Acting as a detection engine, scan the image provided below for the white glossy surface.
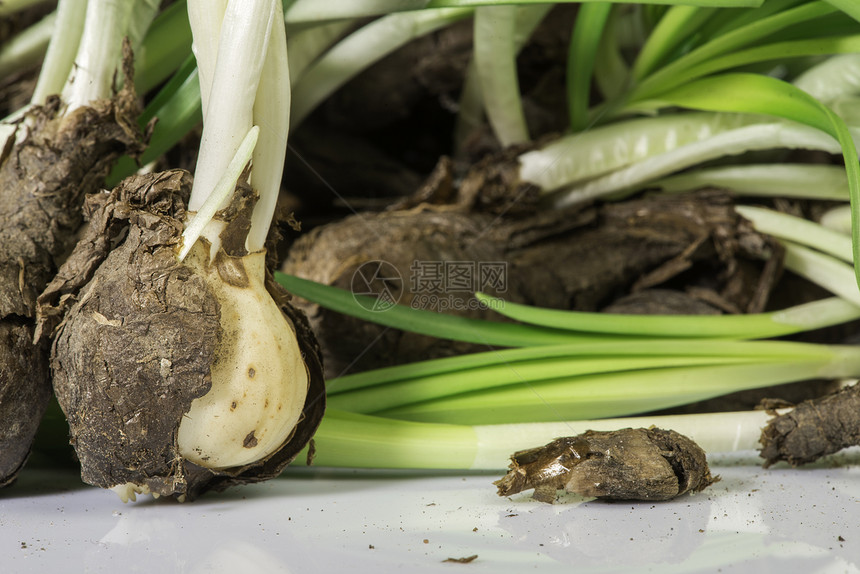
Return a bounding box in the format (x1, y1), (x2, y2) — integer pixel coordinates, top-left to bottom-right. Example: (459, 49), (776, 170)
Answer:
(2, 450), (859, 573)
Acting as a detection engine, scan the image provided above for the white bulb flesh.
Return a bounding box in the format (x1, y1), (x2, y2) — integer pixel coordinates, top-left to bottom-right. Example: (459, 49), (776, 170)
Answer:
(176, 243), (309, 469)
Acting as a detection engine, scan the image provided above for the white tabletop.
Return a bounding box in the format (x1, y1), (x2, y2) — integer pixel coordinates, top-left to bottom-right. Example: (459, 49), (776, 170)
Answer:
(2, 449), (858, 573)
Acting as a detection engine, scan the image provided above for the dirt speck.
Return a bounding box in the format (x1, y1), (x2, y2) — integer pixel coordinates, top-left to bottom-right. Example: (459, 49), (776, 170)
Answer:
(443, 555), (478, 564)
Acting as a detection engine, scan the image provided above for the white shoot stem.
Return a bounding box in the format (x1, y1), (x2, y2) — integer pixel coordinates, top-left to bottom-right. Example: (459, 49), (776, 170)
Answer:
(794, 54), (860, 103)
(176, 1), (307, 475)
(454, 4), (549, 154)
(286, 0), (764, 25)
(62, 0), (134, 114)
(124, 0), (162, 53)
(736, 206), (854, 263)
(820, 205), (853, 235)
(246, 9), (290, 253)
(187, 0), (276, 213)
(453, 59), (482, 156)
(286, 0), (435, 23)
(473, 6), (529, 147)
(0, 11), (54, 81)
(287, 20), (353, 86)
(782, 242), (860, 307)
(770, 297), (860, 331)
(187, 0), (229, 119)
(654, 164), (850, 201)
(179, 126), (259, 262)
(550, 122), (846, 208)
(290, 8), (472, 127)
(512, 5), (553, 51)
(305, 409), (788, 470)
(519, 112), (761, 193)
(469, 410), (777, 469)
(830, 97), (860, 128)
(31, 0), (87, 105)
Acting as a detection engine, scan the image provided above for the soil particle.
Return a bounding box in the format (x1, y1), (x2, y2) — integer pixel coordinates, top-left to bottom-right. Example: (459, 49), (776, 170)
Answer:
(760, 383), (860, 467)
(0, 46), (144, 487)
(443, 555), (478, 564)
(495, 428), (718, 502)
(243, 431), (259, 449)
(40, 170), (325, 500)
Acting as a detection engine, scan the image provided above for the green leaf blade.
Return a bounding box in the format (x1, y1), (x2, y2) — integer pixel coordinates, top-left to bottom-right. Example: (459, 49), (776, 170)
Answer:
(276, 273), (622, 347)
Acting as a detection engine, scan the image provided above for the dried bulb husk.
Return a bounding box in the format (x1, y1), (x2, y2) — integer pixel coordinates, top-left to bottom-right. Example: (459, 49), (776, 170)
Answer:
(495, 428), (717, 502)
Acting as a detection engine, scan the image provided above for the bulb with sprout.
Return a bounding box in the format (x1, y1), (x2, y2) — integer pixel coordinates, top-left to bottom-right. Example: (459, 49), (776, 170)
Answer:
(41, 0), (325, 502)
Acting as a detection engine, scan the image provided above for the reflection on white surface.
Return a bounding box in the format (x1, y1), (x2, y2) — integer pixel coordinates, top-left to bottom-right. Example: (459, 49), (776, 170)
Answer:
(97, 510), (292, 573)
(2, 451), (860, 573)
(100, 513), (178, 546)
(191, 542), (291, 574)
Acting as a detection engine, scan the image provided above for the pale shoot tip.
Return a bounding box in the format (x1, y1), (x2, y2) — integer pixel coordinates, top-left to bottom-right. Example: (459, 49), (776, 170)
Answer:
(179, 125), (260, 262)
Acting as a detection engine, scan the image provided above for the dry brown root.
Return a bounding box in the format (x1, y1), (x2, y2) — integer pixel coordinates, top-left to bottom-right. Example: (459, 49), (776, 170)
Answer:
(495, 428), (718, 503)
(283, 208), (509, 377)
(283, 186), (774, 377)
(760, 383), (860, 468)
(0, 59), (143, 487)
(38, 170), (325, 501)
